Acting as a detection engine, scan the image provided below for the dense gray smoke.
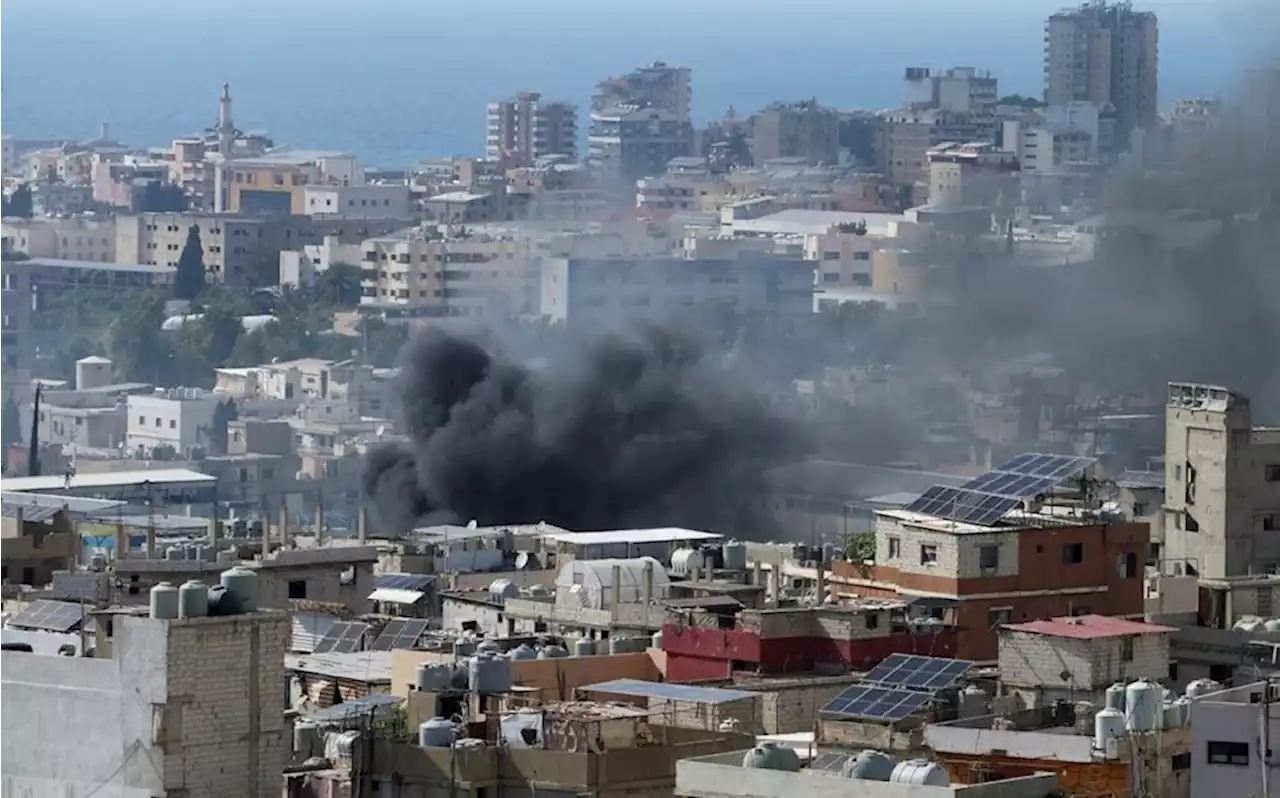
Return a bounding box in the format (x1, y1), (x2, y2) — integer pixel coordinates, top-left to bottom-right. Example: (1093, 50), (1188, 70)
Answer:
(363, 326), (806, 537)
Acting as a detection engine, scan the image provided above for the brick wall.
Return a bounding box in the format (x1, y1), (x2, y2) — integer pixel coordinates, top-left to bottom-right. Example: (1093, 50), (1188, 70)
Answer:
(163, 612), (290, 797)
(1000, 630), (1172, 703)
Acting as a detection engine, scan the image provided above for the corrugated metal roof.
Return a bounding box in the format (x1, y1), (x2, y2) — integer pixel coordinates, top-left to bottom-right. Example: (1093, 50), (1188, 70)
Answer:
(291, 612), (340, 654)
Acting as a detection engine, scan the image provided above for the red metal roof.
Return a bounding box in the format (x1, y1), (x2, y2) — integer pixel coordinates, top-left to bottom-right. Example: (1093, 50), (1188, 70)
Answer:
(1002, 614), (1176, 640)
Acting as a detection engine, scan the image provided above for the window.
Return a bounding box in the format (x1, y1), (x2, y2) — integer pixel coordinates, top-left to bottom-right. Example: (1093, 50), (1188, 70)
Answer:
(1120, 636), (1134, 661)
(979, 545), (999, 571)
(1063, 542), (1084, 564)
(1207, 741), (1249, 766)
(287, 580), (307, 599)
(1172, 752), (1191, 771)
(1169, 662), (1179, 681)
(22, 566), (35, 585)
(1266, 515), (1280, 532)
(1118, 551), (1139, 578)
(169, 419), (176, 429)
(920, 544), (938, 566)
(888, 536), (901, 559)
(1266, 464), (1280, 482)
(154, 418), (162, 428)
(262, 467), (274, 480)
(988, 608), (1012, 629)
(822, 251), (841, 260)
(138, 415), (145, 425)
(865, 612), (880, 630)
(1132, 501), (1148, 517)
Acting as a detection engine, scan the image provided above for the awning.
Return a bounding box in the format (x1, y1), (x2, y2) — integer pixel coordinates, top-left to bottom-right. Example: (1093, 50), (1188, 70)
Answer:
(368, 587), (425, 605)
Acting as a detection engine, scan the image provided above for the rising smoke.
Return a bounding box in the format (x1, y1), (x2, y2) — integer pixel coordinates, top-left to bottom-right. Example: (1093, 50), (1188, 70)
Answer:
(362, 325), (806, 537)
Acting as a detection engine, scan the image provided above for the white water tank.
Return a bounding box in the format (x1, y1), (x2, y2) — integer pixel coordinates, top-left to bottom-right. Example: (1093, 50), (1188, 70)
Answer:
(958, 685), (987, 719)
(842, 750), (897, 781)
(1265, 618), (1280, 633)
(150, 582), (179, 619)
(1125, 680), (1159, 732)
(469, 652), (512, 694)
(1094, 707), (1126, 753)
(1171, 697), (1191, 727)
(741, 743), (801, 771)
(651, 630), (664, 650)
(476, 639), (501, 655)
(489, 579), (520, 603)
(608, 635), (630, 655)
(537, 645), (568, 659)
(509, 643), (538, 660)
(722, 540), (748, 571)
(293, 722), (321, 758)
(178, 580), (208, 618)
(573, 638), (596, 657)
(219, 566), (259, 613)
(1186, 679), (1224, 700)
(1074, 701), (1097, 735)
(419, 718), (455, 747)
(670, 547), (704, 576)
(1235, 616), (1265, 633)
(453, 638), (475, 658)
(890, 760), (949, 787)
(416, 663), (448, 692)
(1105, 683), (1127, 712)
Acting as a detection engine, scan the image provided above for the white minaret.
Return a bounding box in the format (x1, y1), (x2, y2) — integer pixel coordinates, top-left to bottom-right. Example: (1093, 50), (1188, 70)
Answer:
(217, 82), (234, 157)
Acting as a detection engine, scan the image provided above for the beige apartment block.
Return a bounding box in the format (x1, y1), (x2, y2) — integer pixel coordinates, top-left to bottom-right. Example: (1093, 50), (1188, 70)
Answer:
(3, 217), (118, 262)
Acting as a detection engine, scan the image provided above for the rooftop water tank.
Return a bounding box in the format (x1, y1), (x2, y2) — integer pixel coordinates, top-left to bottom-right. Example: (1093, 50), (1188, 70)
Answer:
(453, 638), (475, 658)
(514, 551), (541, 570)
(150, 582), (179, 620)
(741, 743), (801, 771)
(1095, 707), (1126, 754)
(219, 566), (259, 613)
(476, 639), (501, 655)
(890, 760), (949, 787)
(416, 663), (444, 692)
(419, 718), (455, 748)
(1265, 618), (1280, 633)
(537, 644), (568, 660)
(293, 722), (321, 759)
(509, 643), (538, 661)
(670, 548), (704, 576)
(165, 546), (183, 561)
(89, 553), (107, 572)
(489, 579), (520, 603)
(1172, 697), (1191, 727)
(573, 638), (596, 657)
(1074, 701), (1097, 735)
(1160, 701), (1182, 730)
(958, 685), (987, 719)
(651, 630), (664, 650)
(178, 580), (209, 618)
(450, 660), (470, 689)
(1235, 616), (1265, 633)
(527, 584), (550, 597)
(1105, 683), (1127, 712)
(842, 750), (897, 781)
(722, 540), (748, 571)
(1186, 679), (1224, 700)
(608, 635), (630, 655)
(469, 652), (512, 695)
(216, 549), (237, 565)
(1125, 680), (1159, 733)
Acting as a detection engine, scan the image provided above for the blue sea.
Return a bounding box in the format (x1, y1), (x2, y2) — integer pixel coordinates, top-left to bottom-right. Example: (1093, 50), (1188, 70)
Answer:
(2, 0), (1274, 169)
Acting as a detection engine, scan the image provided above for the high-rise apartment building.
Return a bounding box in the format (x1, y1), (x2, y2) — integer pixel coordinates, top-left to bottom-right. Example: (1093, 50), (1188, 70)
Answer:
(752, 100), (841, 165)
(1044, 1), (1159, 144)
(589, 62), (694, 184)
(485, 92), (578, 166)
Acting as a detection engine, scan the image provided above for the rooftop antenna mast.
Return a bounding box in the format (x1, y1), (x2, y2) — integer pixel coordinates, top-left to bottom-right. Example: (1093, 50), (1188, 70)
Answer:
(27, 382), (41, 477)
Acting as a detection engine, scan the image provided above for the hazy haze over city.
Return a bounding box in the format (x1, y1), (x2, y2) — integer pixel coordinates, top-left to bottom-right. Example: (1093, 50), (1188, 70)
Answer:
(4, 0), (1277, 166)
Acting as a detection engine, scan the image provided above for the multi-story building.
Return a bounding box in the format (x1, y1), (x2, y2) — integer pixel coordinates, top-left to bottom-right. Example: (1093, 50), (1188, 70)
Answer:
(903, 66), (999, 143)
(224, 149), (361, 214)
(539, 254), (814, 326)
(359, 225), (535, 318)
(1, 503), (78, 588)
(1, 606), (289, 797)
(589, 106), (693, 184)
(1189, 680), (1280, 798)
(126, 389), (223, 459)
(1002, 122), (1094, 174)
(486, 91), (578, 165)
(2, 217), (117, 262)
(593, 61), (692, 121)
(303, 183), (412, 218)
(926, 142), (1020, 207)
(31, 182), (95, 216)
(1170, 98), (1222, 159)
(881, 108), (986, 188)
(752, 101), (841, 165)
(1045, 0), (1159, 144)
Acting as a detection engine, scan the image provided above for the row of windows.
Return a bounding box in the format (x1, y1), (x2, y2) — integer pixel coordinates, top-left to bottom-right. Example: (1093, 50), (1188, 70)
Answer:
(138, 415), (177, 429)
(886, 536), (1140, 576)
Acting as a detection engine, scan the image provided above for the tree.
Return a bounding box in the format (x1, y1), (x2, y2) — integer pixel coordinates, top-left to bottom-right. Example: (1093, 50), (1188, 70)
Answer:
(174, 225), (207, 301)
(2, 184), (33, 218)
(208, 398), (239, 455)
(315, 263), (362, 309)
(138, 181), (187, 213)
(1, 392), (20, 452)
(999, 94), (1046, 109)
(105, 291), (171, 383)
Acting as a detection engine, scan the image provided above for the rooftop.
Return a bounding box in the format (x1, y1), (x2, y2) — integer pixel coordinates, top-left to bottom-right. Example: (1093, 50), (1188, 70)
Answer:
(732, 209), (907, 237)
(546, 527), (723, 546)
(228, 148), (353, 168)
(580, 678), (757, 705)
(1, 468), (216, 493)
(285, 650), (393, 682)
(3, 257), (174, 276)
(1003, 614), (1177, 640)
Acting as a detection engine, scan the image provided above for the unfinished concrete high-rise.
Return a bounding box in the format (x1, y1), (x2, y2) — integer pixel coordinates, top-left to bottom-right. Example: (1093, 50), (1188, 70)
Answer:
(1044, 1), (1159, 146)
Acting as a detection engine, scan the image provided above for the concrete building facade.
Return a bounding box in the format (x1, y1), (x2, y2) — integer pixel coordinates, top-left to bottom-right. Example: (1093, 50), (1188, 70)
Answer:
(1190, 681), (1280, 798)
(1, 609), (289, 798)
(303, 184), (412, 219)
(126, 390), (222, 459)
(2, 217), (118, 263)
(1045, 0), (1159, 144)
(486, 91), (579, 165)
(752, 101), (841, 166)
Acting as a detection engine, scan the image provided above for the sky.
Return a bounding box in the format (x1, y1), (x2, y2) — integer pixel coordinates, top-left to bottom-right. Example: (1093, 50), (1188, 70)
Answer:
(2, 0), (1276, 166)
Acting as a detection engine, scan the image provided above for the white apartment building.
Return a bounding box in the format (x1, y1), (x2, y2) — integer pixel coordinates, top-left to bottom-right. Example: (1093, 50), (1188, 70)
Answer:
(304, 184), (412, 219)
(2, 217), (118, 262)
(807, 228), (881, 289)
(539, 255), (814, 326)
(926, 141), (1021, 207)
(116, 212), (265, 279)
(278, 236), (363, 287)
(903, 66), (998, 117)
(1045, 0), (1158, 144)
(126, 389), (222, 458)
(881, 108), (987, 187)
(1190, 681), (1280, 798)
(486, 92), (578, 164)
(360, 225), (534, 318)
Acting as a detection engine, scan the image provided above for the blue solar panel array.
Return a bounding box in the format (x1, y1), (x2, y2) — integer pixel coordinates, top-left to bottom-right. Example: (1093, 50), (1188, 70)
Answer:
(903, 486), (1018, 526)
(375, 573), (433, 592)
(861, 654), (974, 691)
(821, 684), (931, 722)
(820, 655), (974, 723)
(957, 453), (1097, 500)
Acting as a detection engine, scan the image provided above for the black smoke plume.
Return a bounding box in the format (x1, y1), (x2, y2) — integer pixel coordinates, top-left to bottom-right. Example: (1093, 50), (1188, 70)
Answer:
(362, 325), (805, 537)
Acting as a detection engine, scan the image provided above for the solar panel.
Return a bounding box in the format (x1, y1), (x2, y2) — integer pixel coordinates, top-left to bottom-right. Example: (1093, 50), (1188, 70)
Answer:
(304, 693), (404, 725)
(1, 503), (63, 522)
(958, 471), (1063, 498)
(861, 654), (974, 691)
(6, 599), (89, 633)
(50, 571), (111, 602)
(375, 573), (433, 592)
(992, 453), (1097, 480)
(820, 683), (932, 722)
(312, 621), (371, 654)
(902, 485), (1019, 526)
(368, 618), (429, 652)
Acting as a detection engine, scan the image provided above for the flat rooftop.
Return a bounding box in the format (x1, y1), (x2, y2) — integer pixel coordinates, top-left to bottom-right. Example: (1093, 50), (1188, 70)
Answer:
(228, 148), (353, 167)
(2, 468), (216, 493)
(546, 527), (723, 546)
(1004, 614), (1177, 640)
(3, 257), (174, 275)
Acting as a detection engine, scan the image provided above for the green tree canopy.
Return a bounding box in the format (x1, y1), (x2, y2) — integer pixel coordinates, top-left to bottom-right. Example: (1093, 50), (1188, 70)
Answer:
(105, 290), (171, 383)
(174, 225), (207, 301)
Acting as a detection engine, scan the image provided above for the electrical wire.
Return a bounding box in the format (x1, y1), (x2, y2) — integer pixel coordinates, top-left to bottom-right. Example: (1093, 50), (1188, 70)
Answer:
(80, 739), (145, 798)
